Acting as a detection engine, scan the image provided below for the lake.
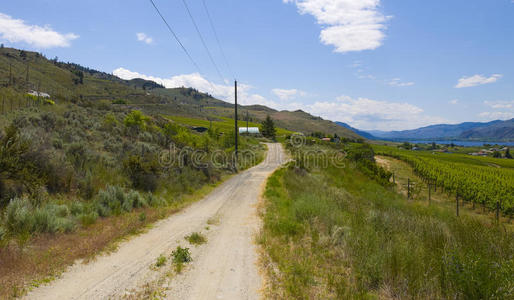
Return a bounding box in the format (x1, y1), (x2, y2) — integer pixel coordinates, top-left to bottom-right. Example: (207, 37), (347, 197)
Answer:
(407, 140), (514, 147)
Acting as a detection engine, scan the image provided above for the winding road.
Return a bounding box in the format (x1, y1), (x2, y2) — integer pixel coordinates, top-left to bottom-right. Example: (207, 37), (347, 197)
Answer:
(25, 143), (286, 300)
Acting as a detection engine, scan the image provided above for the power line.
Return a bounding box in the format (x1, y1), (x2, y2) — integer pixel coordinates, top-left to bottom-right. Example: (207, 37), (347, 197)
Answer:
(148, 0), (219, 95)
(181, 0), (225, 83)
(148, 0), (202, 74)
(202, 0), (234, 79)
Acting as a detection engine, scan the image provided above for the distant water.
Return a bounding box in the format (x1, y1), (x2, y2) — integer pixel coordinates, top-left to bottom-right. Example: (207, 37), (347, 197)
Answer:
(406, 140), (514, 147)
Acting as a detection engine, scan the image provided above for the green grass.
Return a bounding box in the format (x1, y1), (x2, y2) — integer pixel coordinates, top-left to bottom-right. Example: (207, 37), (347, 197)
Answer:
(185, 232), (206, 245)
(373, 144), (514, 168)
(171, 246), (192, 273)
(166, 115), (293, 136)
(259, 150), (514, 299)
(155, 254), (167, 268)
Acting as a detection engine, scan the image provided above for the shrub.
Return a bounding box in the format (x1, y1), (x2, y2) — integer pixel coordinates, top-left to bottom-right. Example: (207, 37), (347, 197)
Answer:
(185, 232), (206, 245)
(123, 155), (159, 192)
(95, 186), (150, 216)
(0, 125), (44, 206)
(171, 246), (192, 273)
(4, 197), (34, 236)
(0, 225), (7, 248)
(144, 193), (166, 207)
(124, 110), (148, 131)
(155, 254), (167, 267)
(126, 190), (147, 208)
(79, 211), (98, 227)
(96, 185), (126, 216)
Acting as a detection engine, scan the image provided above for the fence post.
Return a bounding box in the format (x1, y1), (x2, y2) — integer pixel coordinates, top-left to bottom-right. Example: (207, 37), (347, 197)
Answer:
(496, 201), (500, 223)
(407, 178), (411, 200)
(456, 192), (459, 217)
(428, 183), (431, 204)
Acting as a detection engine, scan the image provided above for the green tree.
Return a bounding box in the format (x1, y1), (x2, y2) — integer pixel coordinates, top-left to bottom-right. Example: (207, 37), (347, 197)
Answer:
(124, 110), (148, 130)
(493, 151), (501, 158)
(260, 115), (276, 140)
(506, 148), (512, 159)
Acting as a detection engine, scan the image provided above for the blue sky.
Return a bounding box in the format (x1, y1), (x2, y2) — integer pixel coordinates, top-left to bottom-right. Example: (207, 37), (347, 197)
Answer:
(1, 0), (513, 130)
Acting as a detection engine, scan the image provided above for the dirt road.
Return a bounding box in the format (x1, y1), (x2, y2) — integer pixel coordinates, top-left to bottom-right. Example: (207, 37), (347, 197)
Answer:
(25, 143), (286, 300)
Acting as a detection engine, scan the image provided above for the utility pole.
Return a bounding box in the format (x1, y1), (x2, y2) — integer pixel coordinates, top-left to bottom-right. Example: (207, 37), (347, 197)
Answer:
(9, 63), (12, 86)
(234, 80), (238, 156)
(25, 63), (29, 91)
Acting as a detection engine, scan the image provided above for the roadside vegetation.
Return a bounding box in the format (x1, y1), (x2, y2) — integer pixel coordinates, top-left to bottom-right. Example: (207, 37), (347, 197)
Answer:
(259, 142), (514, 299)
(185, 232), (206, 245)
(0, 97), (263, 297)
(373, 144), (514, 215)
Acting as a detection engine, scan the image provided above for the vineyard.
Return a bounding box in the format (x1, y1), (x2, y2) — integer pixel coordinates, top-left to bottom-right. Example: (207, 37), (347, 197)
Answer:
(373, 145), (514, 215)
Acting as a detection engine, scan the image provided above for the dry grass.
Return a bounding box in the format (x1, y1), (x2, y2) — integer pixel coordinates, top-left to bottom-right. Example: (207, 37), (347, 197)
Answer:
(0, 175), (231, 299)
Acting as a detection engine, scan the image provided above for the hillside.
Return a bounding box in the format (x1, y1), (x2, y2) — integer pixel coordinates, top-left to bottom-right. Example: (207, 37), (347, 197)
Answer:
(0, 47), (361, 139)
(336, 121), (377, 140)
(367, 120), (510, 141)
(459, 118), (514, 140)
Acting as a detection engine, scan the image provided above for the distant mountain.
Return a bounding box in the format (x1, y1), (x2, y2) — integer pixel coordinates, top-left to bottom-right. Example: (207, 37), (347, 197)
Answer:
(459, 119), (514, 140)
(336, 122), (378, 140)
(367, 120), (507, 140)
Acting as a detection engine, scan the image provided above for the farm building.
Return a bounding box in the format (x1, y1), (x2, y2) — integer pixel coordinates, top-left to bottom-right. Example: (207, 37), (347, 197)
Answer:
(28, 90), (51, 98)
(239, 127), (260, 134)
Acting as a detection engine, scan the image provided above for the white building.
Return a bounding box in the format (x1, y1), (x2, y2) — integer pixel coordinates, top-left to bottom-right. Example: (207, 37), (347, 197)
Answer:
(28, 90), (50, 98)
(239, 127), (260, 134)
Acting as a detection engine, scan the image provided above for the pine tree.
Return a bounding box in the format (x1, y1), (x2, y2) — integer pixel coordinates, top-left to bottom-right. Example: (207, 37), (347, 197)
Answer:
(260, 115), (276, 140)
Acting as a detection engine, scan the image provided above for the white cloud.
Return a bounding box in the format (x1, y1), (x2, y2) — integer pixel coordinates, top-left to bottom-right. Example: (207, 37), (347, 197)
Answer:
(484, 100), (513, 109)
(479, 100), (514, 121)
(478, 111), (514, 120)
(113, 67), (279, 108)
(113, 68), (446, 131)
(449, 99), (459, 105)
(284, 0), (389, 53)
(305, 95), (446, 130)
(455, 74), (502, 88)
(136, 32), (153, 44)
(388, 78), (414, 87)
(0, 13), (78, 48)
(272, 88), (307, 100)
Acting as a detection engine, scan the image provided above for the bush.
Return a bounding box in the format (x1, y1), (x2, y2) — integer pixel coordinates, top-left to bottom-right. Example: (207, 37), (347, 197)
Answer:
(155, 254), (167, 267)
(95, 185), (150, 216)
(123, 155), (160, 192)
(185, 232), (206, 245)
(126, 190), (147, 208)
(171, 246), (192, 273)
(144, 193), (166, 207)
(0, 225), (8, 247)
(79, 211), (98, 227)
(124, 110), (148, 132)
(4, 197), (34, 236)
(96, 185), (126, 216)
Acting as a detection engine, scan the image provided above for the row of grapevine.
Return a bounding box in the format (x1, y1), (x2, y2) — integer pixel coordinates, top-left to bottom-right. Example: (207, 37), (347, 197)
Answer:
(374, 146), (514, 215)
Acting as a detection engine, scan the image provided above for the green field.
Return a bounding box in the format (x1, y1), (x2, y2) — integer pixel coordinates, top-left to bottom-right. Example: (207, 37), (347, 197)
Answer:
(259, 143), (514, 299)
(166, 115), (294, 136)
(373, 145), (514, 214)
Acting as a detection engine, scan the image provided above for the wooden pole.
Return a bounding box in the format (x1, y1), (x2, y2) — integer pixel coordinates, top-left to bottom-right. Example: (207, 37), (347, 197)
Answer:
(496, 201), (500, 223)
(407, 178), (411, 199)
(428, 184), (431, 204)
(234, 80), (238, 167)
(456, 192), (459, 217)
